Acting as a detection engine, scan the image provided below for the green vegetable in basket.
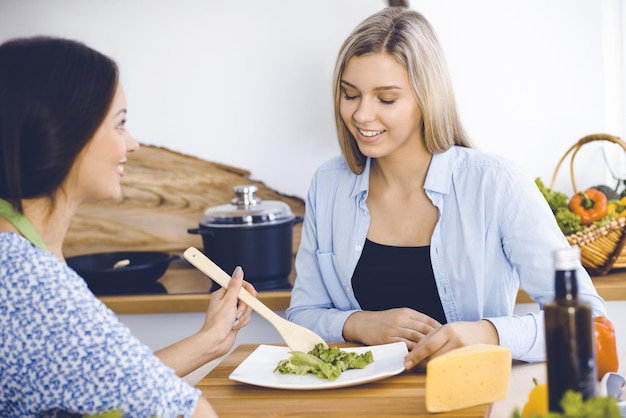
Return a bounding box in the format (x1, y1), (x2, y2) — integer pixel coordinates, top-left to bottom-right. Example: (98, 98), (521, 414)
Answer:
(535, 178), (568, 213)
(535, 178), (583, 235)
(619, 180), (626, 198)
(554, 207), (584, 235)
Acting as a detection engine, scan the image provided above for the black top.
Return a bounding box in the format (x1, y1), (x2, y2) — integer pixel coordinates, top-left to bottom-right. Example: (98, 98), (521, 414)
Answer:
(351, 239), (447, 324)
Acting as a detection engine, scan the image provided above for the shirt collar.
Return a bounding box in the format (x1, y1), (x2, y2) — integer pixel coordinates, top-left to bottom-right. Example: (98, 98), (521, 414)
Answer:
(351, 157), (371, 198)
(351, 146), (456, 198)
(424, 146), (456, 195)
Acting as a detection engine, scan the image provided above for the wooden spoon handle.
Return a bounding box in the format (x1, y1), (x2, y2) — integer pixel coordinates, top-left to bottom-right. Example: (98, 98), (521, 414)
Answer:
(183, 247), (279, 321)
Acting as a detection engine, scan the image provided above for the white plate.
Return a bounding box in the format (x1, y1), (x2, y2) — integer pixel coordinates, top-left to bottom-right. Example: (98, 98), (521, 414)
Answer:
(229, 342), (408, 390)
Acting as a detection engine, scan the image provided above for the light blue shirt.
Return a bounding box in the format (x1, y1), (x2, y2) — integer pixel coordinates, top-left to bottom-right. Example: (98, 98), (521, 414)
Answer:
(286, 146), (607, 362)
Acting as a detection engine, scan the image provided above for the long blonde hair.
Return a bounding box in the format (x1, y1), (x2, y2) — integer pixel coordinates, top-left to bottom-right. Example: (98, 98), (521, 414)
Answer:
(333, 7), (472, 174)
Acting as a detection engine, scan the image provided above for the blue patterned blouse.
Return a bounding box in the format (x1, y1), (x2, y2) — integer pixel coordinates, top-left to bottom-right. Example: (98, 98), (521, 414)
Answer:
(0, 233), (200, 417)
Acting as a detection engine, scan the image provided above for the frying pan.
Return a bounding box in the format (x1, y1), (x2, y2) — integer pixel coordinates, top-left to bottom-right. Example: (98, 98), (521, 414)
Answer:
(66, 251), (178, 291)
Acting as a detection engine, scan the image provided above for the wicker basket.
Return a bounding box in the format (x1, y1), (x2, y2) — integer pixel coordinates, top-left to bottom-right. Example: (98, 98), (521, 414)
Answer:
(550, 133), (626, 275)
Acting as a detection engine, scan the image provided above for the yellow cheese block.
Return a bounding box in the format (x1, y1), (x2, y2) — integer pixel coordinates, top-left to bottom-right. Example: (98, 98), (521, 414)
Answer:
(425, 344), (512, 412)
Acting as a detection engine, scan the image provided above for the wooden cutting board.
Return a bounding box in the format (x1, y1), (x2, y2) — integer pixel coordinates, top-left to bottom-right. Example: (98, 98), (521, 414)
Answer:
(63, 145), (305, 258)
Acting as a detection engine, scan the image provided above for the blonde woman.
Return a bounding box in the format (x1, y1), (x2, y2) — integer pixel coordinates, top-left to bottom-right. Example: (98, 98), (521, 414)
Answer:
(286, 7), (607, 369)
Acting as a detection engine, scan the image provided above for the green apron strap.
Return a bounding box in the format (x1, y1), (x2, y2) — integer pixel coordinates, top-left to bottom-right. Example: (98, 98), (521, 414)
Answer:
(0, 199), (48, 251)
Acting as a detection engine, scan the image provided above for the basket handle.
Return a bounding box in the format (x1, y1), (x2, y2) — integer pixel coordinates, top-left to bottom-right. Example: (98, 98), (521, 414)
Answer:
(549, 133), (626, 193)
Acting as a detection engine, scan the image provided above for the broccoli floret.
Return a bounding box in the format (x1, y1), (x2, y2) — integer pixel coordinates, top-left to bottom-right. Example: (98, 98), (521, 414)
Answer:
(535, 177), (569, 213)
(554, 207), (584, 235)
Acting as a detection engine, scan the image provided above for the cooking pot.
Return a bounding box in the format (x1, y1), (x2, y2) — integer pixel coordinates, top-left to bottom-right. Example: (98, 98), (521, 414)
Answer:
(188, 185), (302, 291)
(66, 251), (177, 294)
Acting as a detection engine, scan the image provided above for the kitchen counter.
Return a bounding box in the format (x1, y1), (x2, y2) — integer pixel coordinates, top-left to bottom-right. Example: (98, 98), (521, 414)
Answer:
(79, 145), (626, 315)
(97, 257), (291, 314)
(98, 258), (626, 314)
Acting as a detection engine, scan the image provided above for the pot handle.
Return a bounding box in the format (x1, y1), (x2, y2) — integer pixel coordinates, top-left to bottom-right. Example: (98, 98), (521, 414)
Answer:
(187, 227), (216, 240)
(292, 216), (304, 226)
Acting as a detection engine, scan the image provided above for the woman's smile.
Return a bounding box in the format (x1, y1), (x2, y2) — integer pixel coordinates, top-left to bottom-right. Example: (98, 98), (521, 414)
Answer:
(115, 161), (127, 177)
(357, 128), (386, 138)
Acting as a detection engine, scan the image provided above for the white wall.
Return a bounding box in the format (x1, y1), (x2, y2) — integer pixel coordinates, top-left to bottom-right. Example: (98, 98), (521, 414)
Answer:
(121, 304), (626, 355)
(126, 304), (626, 355)
(1, 0), (624, 199)
(514, 301), (626, 355)
(117, 301), (626, 358)
(119, 301), (626, 383)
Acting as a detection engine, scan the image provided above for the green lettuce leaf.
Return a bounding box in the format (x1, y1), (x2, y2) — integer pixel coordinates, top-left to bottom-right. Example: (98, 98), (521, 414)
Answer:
(274, 343), (374, 382)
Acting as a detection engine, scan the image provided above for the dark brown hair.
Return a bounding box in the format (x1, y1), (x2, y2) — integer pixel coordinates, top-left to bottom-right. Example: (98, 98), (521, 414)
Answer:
(0, 36), (119, 211)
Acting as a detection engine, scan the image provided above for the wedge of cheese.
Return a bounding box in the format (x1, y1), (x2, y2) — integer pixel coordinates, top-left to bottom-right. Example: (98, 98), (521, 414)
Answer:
(425, 344), (512, 412)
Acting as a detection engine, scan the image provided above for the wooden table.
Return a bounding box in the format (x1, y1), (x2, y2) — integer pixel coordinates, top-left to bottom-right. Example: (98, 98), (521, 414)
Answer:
(196, 346), (626, 418)
(195, 343), (492, 418)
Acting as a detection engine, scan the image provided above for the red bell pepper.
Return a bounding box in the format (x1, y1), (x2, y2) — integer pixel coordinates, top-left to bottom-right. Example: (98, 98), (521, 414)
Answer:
(568, 188), (608, 225)
(594, 316), (619, 380)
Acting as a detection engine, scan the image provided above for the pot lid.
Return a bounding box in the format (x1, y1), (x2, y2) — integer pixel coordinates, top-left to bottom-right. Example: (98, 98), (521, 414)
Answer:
(200, 185), (295, 226)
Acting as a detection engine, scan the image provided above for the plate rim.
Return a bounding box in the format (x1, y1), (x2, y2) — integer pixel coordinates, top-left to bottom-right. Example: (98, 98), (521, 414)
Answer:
(228, 341), (408, 390)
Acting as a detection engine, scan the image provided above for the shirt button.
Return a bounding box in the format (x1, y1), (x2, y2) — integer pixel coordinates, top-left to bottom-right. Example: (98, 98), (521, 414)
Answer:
(355, 245), (362, 252)
(346, 286), (351, 293)
(363, 210), (368, 216)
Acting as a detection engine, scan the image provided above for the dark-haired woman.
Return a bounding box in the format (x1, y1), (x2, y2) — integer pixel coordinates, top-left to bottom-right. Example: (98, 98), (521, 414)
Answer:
(0, 36), (254, 418)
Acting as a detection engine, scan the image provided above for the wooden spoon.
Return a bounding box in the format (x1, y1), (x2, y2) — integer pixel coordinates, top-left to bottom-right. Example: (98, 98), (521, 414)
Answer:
(183, 247), (328, 352)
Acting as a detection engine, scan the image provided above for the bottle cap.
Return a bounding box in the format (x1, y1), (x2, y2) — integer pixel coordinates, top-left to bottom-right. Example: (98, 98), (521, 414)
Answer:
(553, 247), (580, 271)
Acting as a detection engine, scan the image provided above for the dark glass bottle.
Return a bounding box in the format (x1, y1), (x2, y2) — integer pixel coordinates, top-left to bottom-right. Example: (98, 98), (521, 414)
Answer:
(544, 247), (596, 412)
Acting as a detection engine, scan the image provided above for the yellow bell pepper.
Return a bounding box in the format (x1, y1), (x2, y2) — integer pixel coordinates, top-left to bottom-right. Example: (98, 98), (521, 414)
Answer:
(522, 379), (548, 417)
(617, 197), (626, 218)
